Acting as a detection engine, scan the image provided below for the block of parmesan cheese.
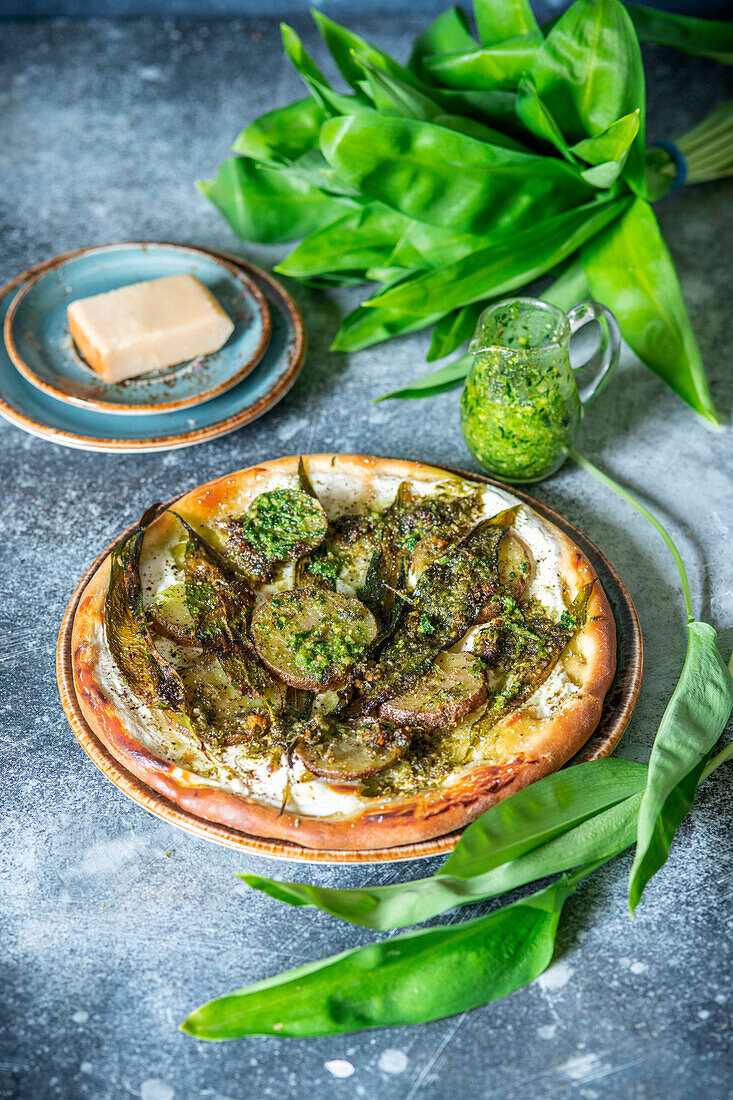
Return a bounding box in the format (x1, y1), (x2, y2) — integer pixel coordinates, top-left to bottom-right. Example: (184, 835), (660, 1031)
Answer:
(67, 274), (234, 383)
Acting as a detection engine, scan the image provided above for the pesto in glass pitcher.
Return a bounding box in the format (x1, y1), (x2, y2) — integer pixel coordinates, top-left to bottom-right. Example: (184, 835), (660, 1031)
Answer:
(460, 297), (621, 483)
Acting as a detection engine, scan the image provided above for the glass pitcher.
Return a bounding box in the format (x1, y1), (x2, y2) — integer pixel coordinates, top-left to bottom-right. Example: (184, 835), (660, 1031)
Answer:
(460, 297), (621, 483)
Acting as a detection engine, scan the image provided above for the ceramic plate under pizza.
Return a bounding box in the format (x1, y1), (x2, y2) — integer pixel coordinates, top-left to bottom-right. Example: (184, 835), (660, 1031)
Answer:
(67, 454), (621, 852)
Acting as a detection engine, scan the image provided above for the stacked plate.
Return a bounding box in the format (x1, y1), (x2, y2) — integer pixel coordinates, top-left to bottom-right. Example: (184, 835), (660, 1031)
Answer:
(0, 242), (306, 452)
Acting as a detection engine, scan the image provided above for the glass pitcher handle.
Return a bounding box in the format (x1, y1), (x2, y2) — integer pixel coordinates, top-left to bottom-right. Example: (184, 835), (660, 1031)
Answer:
(566, 301), (621, 410)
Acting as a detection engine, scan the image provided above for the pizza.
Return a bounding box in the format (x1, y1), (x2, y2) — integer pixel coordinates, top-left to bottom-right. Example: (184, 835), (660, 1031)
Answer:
(71, 454), (616, 851)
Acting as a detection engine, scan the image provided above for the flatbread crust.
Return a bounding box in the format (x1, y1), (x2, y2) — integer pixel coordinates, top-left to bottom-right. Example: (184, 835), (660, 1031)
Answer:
(71, 455), (616, 850)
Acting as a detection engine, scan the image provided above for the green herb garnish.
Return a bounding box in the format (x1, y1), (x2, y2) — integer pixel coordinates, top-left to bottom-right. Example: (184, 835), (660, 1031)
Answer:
(238, 489), (327, 561)
(225, 488), (328, 580)
(418, 613), (434, 634)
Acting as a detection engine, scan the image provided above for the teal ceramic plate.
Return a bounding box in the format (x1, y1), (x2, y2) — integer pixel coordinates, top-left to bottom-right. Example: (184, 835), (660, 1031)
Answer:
(0, 245), (305, 452)
(4, 243), (271, 415)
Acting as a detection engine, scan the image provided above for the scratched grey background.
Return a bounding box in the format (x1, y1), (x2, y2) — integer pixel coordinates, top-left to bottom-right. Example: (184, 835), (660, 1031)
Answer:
(1, 15), (732, 1100)
(5, 2), (731, 21)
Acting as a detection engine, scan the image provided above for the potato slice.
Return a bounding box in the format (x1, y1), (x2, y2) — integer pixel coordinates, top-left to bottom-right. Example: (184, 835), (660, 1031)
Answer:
(477, 531), (532, 622)
(499, 530), (532, 593)
(147, 582), (199, 647)
(251, 587), (377, 690)
(224, 488), (328, 578)
(295, 720), (410, 781)
(409, 533), (452, 578)
(380, 651), (486, 728)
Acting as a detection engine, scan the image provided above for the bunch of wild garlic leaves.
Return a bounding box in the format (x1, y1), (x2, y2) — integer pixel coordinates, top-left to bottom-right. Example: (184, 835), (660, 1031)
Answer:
(202, 0), (733, 424)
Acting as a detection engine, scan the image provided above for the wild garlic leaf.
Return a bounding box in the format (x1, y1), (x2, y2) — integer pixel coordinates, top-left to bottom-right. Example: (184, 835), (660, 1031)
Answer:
(572, 110), (641, 189)
(532, 0), (643, 139)
(355, 58), (443, 119)
(105, 514), (188, 717)
(442, 759), (645, 879)
(198, 158), (344, 245)
(331, 303), (446, 353)
(236, 737), (733, 933)
(409, 7), (477, 79)
(231, 98), (325, 166)
(702, 735), (733, 779)
(202, 2), (720, 418)
(296, 273), (373, 289)
(474, 0), (540, 47)
(280, 24), (370, 118)
(387, 221), (486, 272)
(629, 621), (733, 911)
(571, 110), (641, 167)
(541, 258), (592, 311)
(422, 36), (543, 92)
(433, 87), (522, 132)
(376, 353), (473, 401)
(239, 793), (642, 931)
(570, 452), (733, 912)
(428, 302), (486, 362)
(312, 10), (423, 94)
(581, 198), (719, 424)
(238, 761), (646, 929)
(516, 76), (575, 162)
(181, 868), (591, 1038)
(185, 737), (733, 1038)
(276, 148), (361, 201)
(627, 4), (733, 64)
(319, 113), (595, 239)
(356, 57), (527, 150)
(367, 196), (630, 316)
(532, 0), (646, 192)
(578, 162), (623, 188)
(363, 264), (409, 283)
(275, 205), (411, 281)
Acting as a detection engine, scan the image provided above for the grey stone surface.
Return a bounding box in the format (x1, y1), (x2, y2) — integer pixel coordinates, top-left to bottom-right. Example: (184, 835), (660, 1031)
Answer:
(1, 16), (732, 1100)
(0, 0), (562, 18)
(5, 2), (731, 22)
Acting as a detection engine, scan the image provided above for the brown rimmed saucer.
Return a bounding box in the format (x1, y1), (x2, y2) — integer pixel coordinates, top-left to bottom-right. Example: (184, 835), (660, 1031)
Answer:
(56, 466), (643, 864)
(4, 243), (272, 416)
(0, 244), (305, 452)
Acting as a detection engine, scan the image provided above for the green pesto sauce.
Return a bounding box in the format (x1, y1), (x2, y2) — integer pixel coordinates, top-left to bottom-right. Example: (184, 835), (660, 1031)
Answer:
(272, 589), (373, 682)
(461, 303), (581, 483)
(304, 547), (343, 590)
(399, 532), (421, 552)
(292, 630), (369, 680)
(362, 594), (583, 798)
(385, 483), (484, 550)
(360, 729), (466, 798)
(460, 355), (580, 483)
(239, 489), (327, 562)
